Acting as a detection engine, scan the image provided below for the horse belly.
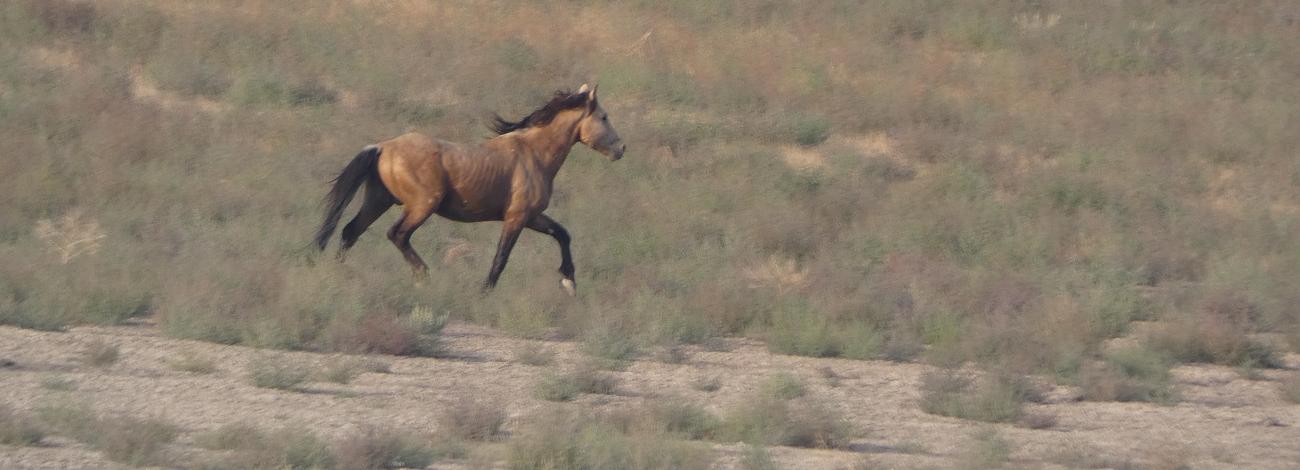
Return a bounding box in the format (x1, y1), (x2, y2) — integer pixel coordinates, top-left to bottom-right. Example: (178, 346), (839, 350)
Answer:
(437, 190), (505, 222)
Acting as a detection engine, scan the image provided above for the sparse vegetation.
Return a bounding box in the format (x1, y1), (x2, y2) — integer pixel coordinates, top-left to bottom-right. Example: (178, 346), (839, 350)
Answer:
(513, 343), (556, 366)
(439, 397), (507, 442)
(195, 422), (335, 470)
(763, 372), (806, 400)
(320, 359), (362, 384)
(36, 401), (177, 467)
(961, 428), (1012, 470)
(722, 394), (855, 449)
(506, 408), (712, 470)
(169, 351), (218, 374)
(1280, 374), (1300, 404)
(920, 371), (1035, 423)
(248, 355), (312, 391)
(1079, 347), (1178, 404)
(691, 375), (722, 393)
(40, 375), (77, 391)
(534, 367), (621, 402)
(333, 426), (437, 470)
(81, 339), (120, 368)
(0, 404), (45, 446)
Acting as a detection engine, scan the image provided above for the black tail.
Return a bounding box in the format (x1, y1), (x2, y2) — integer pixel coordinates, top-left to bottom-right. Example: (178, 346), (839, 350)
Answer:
(314, 146), (381, 250)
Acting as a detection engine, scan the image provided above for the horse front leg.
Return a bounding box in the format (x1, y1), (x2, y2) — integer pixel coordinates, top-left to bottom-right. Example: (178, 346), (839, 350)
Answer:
(526, 214), (576, 296)
(483, 215), (527, 292)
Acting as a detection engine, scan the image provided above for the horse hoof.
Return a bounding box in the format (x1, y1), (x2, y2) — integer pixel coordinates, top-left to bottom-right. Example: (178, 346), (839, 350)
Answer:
(561, 278), (576, 297)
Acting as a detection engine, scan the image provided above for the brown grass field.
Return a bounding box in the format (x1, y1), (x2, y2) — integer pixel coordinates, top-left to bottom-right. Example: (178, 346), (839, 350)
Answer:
(2, 0), (1299, 468)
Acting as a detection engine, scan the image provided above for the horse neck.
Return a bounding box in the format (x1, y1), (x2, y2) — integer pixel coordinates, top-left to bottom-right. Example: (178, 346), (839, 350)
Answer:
(518, 111), (582, 179)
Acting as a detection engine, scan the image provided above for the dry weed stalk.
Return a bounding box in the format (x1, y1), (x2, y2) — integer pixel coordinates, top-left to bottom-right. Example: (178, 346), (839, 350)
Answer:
(34, 209), (105, 264)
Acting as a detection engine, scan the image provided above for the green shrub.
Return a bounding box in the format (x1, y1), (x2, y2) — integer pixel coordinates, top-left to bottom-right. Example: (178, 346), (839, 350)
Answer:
(1079, 347), (1178, 404)
(248, 355), (311, 391)
(919, 371), (1032, 423)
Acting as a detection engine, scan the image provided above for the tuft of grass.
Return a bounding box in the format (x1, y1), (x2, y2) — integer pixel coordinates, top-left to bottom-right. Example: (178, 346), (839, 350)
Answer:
(169, 351), (218, 374)
(320, 359), (361, 384)
(961, 428), (1012, 470)
(36, 401), (177, 467)
(534, 366), (621, 402)
(95, 415), (180, 466)
(647, 400), (721, 441)
(81, 339), (120, 368)
(1279, 374), (1300, 404)
(40, 375), (77, 391)
(762, 372), (806, 400)
(581, 329), (640, 369)
(506, 408), (712, 470)
(333, 426), (436, 470)
(439, 397), (507, 441)
(533, 370), (582, 402)
(691, 375), (722, 393)
(1016, 411), (1057, 430)
(0, 403), (45, 446)
(1080, 347), (1179, 404)
(512, 343), (556, 366)
(919, 371), (1031, 423)
(653, 344), (691, 364)
(740, 444), (780, 470)
(35, 401), (97, 443)
(195, 422), (335, 470)
(248, 355), (311, 391)
(722, 394), (854, 449)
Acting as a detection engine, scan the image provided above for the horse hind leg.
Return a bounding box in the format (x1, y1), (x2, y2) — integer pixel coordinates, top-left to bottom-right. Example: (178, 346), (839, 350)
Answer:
(387, 203), (437, 278)
(337, 183), (395, 261)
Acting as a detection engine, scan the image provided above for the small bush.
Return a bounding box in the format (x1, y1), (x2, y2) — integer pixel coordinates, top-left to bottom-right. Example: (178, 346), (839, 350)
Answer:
(691, 376), (722, 393)
(95, 415), (179, 466)
(1017, 411), (1057, 430)
(723, 395), (854, 449)
(35, 401), (97, 442)
(440, 397), (507, 441)
(533, 371), (582, 402)
(81, 339), (120, 368)
(195, 422), (264, 451)
(248, 356), (311, 391)
(582, 330), (640, 367)
(1147, 316), (1282, 369)
(0, 404), (45, 446)
(740, 444), (779, 470)
(919, 371), (1030, 423)
(40, 375), (77, 391)
(320, 360), (361, 384)
(513, 343), (556, 366)
(1080, 347), (1178, 404)
(961, 428), (1012, 470)
(169, 351), (218, 374)
(333, 426), (436, 470)
(763, 373), (806, 400)
(647, 401), (720, 441)
(1279, 374), (1300, 404)
(533, 366), (620, 402)
(506, 409), (712, 470)
(196, 423), (334, 470)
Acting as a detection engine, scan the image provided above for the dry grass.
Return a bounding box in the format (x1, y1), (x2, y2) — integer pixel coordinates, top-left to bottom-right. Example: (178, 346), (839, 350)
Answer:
(194, 422), (335, 470)
(512, 343), (556, 366)
(168, 350), (218, 374)
(0, 0), (1297, 403)
(36, 401), (178, 466)
(439, 397), (507, 442)
(333, 426), (436, 470)
(506, 408), (713, 470)
(80, 339), (120, 368)
(919, 371), (1035, 423)
(0, 403), (45, 446)
(248, 355), (311, 391)
(533, 366), (621, 402)
(1280, 373), (1300, 404)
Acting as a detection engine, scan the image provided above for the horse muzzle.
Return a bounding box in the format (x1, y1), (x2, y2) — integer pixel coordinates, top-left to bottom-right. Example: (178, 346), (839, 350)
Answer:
(608, 143), (626, 161)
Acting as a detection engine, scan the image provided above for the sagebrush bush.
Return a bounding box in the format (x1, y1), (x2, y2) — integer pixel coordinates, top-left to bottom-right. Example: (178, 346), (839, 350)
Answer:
(1079, 347), (1179, 404)
(919, 371), (1035, 423)
(248, 355), (311, 391)
(439, 397), (507, 441)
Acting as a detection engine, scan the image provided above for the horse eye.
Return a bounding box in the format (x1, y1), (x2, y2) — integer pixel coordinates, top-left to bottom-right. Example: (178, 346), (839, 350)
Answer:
(601, 115), (608, 122)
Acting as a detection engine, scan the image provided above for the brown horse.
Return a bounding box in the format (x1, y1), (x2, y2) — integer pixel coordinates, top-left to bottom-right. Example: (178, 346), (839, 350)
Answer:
(313, 84), (625, 294)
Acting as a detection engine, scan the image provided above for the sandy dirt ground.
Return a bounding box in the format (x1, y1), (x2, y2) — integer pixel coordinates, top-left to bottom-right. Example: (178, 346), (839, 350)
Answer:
(1, 322), (1297, 469)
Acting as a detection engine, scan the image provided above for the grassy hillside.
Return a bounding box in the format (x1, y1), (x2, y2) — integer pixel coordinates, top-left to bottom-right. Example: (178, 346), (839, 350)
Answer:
(2, 0), (1298, 384)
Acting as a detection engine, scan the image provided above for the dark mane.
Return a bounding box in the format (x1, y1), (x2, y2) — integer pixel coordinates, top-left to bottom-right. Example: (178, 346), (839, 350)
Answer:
(489, 89), (590, 135)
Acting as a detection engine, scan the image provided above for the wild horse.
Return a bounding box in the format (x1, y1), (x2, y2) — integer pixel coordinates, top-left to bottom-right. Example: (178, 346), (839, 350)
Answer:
(314, 84), (625, 295)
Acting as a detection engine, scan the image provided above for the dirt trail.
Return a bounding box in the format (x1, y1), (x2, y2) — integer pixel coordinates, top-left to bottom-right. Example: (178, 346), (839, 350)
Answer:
(1, 323), (1297, 469)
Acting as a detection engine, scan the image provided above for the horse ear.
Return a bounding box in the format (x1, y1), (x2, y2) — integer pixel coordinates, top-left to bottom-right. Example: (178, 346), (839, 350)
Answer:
(577, 83), (590, 94)
(586, 84), (599, 111)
